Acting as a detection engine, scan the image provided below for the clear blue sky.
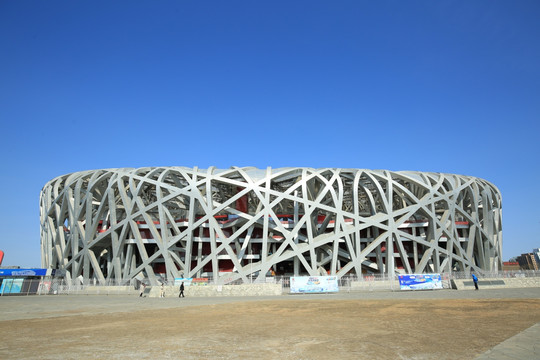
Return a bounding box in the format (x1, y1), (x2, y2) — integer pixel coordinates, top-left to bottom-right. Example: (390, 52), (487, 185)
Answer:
(1, 1), (539, 267)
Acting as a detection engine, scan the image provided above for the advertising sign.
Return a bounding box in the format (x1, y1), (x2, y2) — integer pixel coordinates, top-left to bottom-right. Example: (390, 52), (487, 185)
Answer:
(39, 281), (52, 294)
(0, 279), (23, 294)
(0, 268), (48, 277)
(290, 276), (339, 294)
(398, 274), (443, 290)
(10, 279), (23, 294)
(0, 279), (13, 294)
(191, 278), (209, 286)
(174, 278), (193, 286)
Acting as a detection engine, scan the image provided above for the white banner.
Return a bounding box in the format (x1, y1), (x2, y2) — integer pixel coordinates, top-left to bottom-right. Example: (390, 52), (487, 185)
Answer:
(290, 276), (339, 294)
(174, 278), (193, 286)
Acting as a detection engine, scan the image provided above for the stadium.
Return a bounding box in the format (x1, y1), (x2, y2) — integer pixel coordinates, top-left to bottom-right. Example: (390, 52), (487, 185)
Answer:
(40, 167), (502, 285)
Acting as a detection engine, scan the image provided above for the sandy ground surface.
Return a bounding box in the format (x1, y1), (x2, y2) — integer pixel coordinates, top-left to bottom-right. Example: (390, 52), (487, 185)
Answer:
(1, 290), (540, 359)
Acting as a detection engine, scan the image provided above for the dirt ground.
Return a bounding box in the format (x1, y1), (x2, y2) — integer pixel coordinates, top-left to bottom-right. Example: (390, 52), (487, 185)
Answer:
(1, 297), (540, 360)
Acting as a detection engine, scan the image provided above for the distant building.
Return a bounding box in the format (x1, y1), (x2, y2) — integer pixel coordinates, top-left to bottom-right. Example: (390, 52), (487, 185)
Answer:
(502, 262), (520, 271)
(533, 248), (540, 264)
(516, 253), (539, 270)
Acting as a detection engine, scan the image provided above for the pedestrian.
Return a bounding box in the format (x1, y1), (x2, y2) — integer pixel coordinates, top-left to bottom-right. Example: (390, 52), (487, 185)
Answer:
(160, 283), (165, 298)
(471, 273), (479, 290)
(139, 283), (146, 297)
(179, 281), (185, 298)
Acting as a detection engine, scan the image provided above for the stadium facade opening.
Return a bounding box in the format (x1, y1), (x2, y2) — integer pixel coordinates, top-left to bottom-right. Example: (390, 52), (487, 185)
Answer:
(40, 167), (502, 284)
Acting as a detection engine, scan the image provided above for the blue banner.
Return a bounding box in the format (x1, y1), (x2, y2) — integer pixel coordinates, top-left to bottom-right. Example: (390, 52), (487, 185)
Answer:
(0, 268), (48, 277)
(398, 274), (443, 290)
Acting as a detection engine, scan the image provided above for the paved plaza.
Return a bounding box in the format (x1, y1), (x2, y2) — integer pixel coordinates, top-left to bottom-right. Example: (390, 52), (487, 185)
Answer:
(0, 287), (539, 359)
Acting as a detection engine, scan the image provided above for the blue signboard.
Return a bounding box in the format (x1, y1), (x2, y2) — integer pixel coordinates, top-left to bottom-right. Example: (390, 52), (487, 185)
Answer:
(0, 268), (48, 277)
(398, 274), (443, 290)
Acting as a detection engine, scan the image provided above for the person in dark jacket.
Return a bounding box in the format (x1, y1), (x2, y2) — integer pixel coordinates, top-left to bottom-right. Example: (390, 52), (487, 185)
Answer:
(179, 282), (185, 298)
(471, 273), (479, 290)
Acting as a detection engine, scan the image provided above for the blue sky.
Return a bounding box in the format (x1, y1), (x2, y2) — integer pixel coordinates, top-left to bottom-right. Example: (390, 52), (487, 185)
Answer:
(0, 1), (539, 267)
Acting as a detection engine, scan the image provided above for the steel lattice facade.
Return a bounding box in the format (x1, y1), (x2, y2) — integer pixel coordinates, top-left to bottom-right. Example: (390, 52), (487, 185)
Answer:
(40, 167), (502, 284)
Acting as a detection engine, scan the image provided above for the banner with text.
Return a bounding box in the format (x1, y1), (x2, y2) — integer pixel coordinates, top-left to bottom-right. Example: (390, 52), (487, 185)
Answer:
(174, 278), (193, 286)
(290, 276), (339, 294)
(0, 268), (48, 277)
(398, 274), (443, 290)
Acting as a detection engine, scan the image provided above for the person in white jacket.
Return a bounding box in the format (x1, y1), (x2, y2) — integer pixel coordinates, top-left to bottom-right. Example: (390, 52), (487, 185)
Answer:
(160, 283), (165, 297)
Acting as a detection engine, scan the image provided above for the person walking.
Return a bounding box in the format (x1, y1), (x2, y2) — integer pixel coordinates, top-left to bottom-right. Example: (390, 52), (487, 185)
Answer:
(160, 283), (165, 297)
(179, 281), (185, 298)
(471, 273), (479, 290)
(139, 283), (146, 297)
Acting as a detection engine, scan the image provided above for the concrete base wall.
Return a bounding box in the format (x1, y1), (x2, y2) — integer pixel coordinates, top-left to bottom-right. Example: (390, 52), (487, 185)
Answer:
(68, 277), (540, 296)
(147, 283), (283, 298)
(350, 280), (401, 291)
(351, 277), (540, 292)
(452, 277), (540, 290)
(77, 286), (139, 295)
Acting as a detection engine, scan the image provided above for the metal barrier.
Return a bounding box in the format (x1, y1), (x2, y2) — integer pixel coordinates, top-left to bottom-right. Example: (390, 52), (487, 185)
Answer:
(2, 270), (539, 296)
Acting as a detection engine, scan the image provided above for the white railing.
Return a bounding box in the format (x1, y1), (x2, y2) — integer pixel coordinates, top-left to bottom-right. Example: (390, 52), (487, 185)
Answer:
(449, 270), (540, 279)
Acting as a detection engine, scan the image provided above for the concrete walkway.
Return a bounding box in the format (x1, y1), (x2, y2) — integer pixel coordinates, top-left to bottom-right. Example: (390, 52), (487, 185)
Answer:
(474, 322), (540, 360)
(2, 287), (540, 321)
